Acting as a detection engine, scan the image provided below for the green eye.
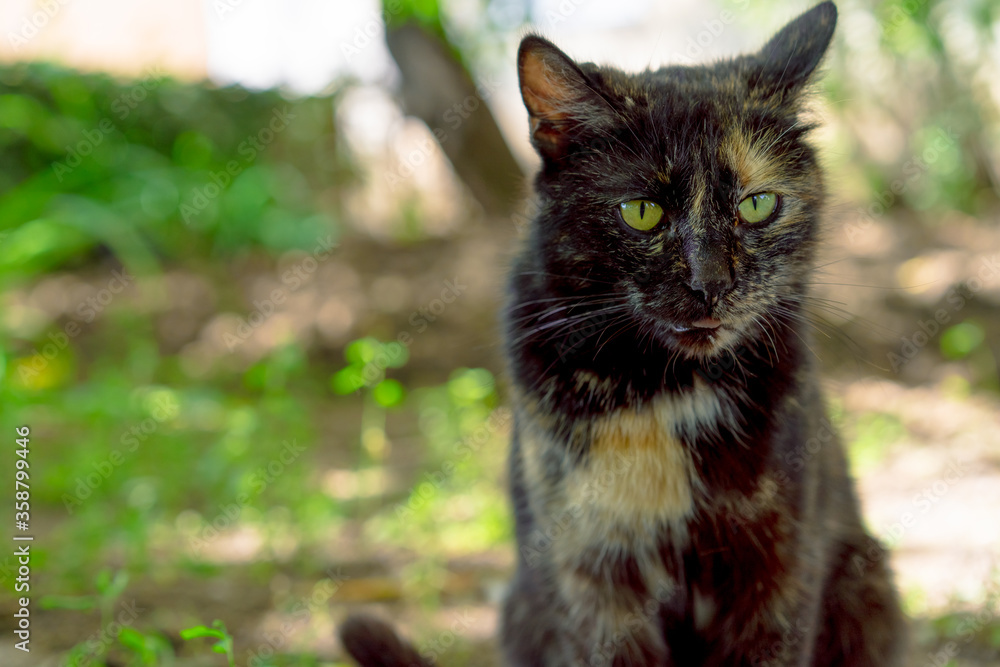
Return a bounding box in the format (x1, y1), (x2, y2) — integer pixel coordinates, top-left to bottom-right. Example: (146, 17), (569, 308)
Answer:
(619, 199), (663, 231)
(737, 192), (780, 225)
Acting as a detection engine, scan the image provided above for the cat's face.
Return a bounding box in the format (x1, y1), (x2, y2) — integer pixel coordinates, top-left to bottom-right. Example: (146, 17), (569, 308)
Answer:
(517, 2), (836, 360)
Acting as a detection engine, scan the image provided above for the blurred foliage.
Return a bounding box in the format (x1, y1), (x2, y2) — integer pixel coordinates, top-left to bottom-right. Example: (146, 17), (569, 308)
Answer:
(0, 62), (353, 281)
(332, 337), (411, 462)
(39, 570), (176, 667)
(822, 0), (1000, 221)
(180, 620), (236, 667)
(0, 38), (515, 663)
(0, 62), (361, 596)
(940, 320), (986, 360)
(367, 367), (510, 605)
(847, 411), (906, 474)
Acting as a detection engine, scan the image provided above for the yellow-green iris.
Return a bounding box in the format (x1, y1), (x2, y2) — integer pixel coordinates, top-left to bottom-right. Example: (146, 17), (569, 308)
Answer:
(737, 192), (779, 225)
(619, 199), (663, 231)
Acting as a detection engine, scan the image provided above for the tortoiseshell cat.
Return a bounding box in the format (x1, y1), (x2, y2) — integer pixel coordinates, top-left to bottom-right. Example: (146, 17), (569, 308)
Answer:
(341, 2), (905, 665)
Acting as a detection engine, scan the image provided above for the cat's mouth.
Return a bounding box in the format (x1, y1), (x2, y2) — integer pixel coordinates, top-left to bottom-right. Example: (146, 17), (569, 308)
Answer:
(670, 317), (722, 334)
(663, 316), (742, 358)
(630, 293), (742, 357)
(668, 319), (725, 345)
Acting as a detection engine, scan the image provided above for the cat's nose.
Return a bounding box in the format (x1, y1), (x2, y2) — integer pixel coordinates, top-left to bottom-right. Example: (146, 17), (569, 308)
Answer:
(688, 260), (734, 307)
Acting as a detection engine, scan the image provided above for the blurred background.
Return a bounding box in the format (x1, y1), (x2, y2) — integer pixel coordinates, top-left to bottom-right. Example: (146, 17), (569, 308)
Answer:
(1, 0), (998, 665)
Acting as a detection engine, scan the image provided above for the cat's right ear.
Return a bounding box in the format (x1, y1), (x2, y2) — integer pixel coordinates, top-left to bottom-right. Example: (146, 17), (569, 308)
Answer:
(518, 36), (601, 161)
(749, 1), (837, 101)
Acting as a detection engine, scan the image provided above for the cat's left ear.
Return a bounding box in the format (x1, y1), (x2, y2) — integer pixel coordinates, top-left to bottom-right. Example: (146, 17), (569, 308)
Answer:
(750, 1), (837, 99)
(518, 35), (608, 160)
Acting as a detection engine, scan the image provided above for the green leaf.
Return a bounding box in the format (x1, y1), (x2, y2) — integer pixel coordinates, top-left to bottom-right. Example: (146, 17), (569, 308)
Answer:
(331, 366), (365, 394)
(180, 625), (225, 640)
(345, 337), (381, 365)
(97, 569), (129, 598)
(372, 379), (405, 407)
(447, 368), (495, 404)
(181, 619), (233, 665)
(0, 217), (91, 277)
(383, 341), (410, 368)
(118, 626), (146, 649)
(940, 321), (985, 360)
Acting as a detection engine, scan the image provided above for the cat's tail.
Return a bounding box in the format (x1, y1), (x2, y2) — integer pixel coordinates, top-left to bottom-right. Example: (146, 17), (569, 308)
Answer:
(339, 614), (434, 667)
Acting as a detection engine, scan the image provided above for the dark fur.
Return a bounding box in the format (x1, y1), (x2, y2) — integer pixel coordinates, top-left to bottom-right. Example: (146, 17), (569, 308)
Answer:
(340, 615), (432, 667)
(341, 3), (905, 666)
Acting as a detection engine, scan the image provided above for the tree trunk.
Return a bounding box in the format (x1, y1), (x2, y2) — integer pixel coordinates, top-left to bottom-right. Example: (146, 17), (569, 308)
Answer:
(385, 22), (527, 220)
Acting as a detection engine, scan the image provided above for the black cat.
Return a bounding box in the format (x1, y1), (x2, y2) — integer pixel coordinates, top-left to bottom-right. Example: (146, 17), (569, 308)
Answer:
(342, 3), (906, 665)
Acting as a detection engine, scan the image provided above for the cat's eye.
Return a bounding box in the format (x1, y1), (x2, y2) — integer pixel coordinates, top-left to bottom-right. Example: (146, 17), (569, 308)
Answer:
(736, 192), (780, 225)
(619, 199), (664, 231)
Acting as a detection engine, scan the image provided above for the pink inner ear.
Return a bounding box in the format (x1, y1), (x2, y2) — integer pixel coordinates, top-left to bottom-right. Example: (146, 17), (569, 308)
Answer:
(520, 51), (574, 122)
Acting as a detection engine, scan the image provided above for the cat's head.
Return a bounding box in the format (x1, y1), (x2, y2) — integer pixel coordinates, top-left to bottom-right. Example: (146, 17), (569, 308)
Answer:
(516, 2), (837, 360)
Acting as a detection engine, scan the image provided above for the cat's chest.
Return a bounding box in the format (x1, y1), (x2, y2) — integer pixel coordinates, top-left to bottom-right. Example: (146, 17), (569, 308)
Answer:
(565, 399), (699, 529)
(521, 378), (733, 541)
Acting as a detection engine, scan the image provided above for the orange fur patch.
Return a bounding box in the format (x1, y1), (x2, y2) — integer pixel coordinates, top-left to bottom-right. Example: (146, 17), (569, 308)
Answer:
(564, 401), (697, 525)
(722, 129), (788, 189)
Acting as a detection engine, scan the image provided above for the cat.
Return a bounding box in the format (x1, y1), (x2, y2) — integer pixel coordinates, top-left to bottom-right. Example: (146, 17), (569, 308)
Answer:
(340, 2), (906, 665)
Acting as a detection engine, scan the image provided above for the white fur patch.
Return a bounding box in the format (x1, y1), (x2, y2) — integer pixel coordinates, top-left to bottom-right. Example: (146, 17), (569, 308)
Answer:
(517, 381), (736, 554)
